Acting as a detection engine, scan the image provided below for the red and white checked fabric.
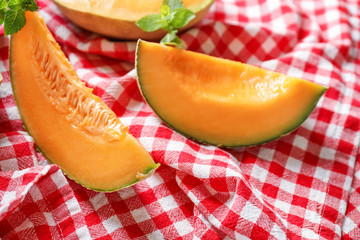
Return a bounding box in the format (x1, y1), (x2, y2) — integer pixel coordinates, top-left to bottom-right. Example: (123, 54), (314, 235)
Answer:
(0, 0), (359, 239)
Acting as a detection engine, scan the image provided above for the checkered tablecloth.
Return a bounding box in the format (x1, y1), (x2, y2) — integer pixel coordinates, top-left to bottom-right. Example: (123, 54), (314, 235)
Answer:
(0, 0), (359, 239)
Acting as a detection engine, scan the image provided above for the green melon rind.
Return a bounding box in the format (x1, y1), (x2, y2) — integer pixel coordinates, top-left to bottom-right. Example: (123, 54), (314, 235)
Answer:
(36, 143), (160, 192)
(46, 148), (160, 192)
(135, 39), (328, 148)
(9, 36), (160, 193)
(189, 0), (214, 13)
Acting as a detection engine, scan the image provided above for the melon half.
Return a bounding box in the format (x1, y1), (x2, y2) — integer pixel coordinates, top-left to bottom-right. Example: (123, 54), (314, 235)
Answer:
(135, 40), (327, 147)
(52, 0), (214, 40)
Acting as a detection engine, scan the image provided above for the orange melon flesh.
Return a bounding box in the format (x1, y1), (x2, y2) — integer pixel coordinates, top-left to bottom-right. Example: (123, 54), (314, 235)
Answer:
(136, 40), (327, 147)
(55, 0), (210, 20)
(10, 12), (159, 192)
(52, 0), (214, 40)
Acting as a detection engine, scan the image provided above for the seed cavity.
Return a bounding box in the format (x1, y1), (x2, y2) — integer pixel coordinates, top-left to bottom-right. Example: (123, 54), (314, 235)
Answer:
(32, 36), (125, 142)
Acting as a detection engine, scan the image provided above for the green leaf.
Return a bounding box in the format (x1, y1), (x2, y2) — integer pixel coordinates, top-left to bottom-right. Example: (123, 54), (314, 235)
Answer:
(0, 0), (7, 9)
(136, 14), (167, 32)
(0, 9), (5, 25)
(135, 0), (191, 48)
(170, 8), (195, 29)
(21, 0), (39, 12)
(8, 0), (22, 9)
(164, 0), (184, 11)
(160, 3), (170, 17)
(4, 8), (25, 35)
(160, 30), (182, 48)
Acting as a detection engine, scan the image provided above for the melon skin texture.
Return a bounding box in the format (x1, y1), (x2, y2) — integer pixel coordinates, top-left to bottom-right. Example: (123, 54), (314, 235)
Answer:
(10, 12), (159, 192)
(52, 0), (214, 40)
(135, 40), (327, 148)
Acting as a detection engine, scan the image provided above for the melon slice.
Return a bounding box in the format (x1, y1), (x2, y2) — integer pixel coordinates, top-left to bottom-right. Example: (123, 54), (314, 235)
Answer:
(135, 40), (327, 147)
(10, 12), (159, 192)
(52, 0), (214, 40)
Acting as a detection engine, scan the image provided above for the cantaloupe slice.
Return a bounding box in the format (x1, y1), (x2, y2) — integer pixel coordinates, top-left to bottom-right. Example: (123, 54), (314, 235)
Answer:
(52, 0), (214, 40)
(135, 40), (327, 147)
(10, 12), (159, 192)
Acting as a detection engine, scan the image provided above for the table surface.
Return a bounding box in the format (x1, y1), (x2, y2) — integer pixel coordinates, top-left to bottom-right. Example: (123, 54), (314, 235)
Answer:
(0, 0), (359, 239)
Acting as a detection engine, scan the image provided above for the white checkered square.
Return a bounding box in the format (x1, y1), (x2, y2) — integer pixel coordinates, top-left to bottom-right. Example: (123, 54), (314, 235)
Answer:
(274, 199), (291, 213)
(193, 164), (211, 178)
(270, 223), (287, 239)
(103, 215), (122, 234)
(319, 146), (336, 160)
(97, 65), (115, 74)
(229, 39), (243, 55)
(166, 140), (186, 152)
(214, 21), (227, 36)
(302, 228), (319, 239)
(271, 17), (287, 34)
(246, 4), (261, 18)
(107, 80), (124, 100)
(309, 188), (326, 204)
(258, 148), (275, 161)
(158, 195), (179, 212)
(326, 123), (343, 139)
(146, 174), (164, 189)
(90, 194), (109, 211)
(43, 212), (57, 226)
(127, 99), (144, 112)
(304, 209), (321, 225)
(65, 197), (82, 216)
(146, 230), (164, 239)
(101, 39), (115, 52)
(118, 186), (137, 198)
(0, 158), (19, 171)
(240, 202), (262, 224)
(50, 170), (68, 189)
(313, 166), (331, 183)
(279, 179), (297, 195)
(55, 25), (71, 42)
(285, 157), (303, 173)
(174, 219), (193, 236)
(130, 207), (151, 222)
(262, 37), (277, 54)
(251, 165), (268, 183)
(0, 82), (13, 98)
(6, 106), (20, 121)
(76, 226), (92, 239)
(202, 38), (216, 54)
(293, 135), (309, 151)
(342, 216), (358, 233)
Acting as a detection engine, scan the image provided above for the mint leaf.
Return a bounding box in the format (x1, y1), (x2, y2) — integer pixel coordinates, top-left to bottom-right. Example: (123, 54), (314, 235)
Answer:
(170, 8), (195, 29)
(135, 14), (167, 32)
(8, 0), (22, 9)
(4, 8), (25, 35)
(0, 0), (39, 35)
(164, 0), (184, 11)
(136, 0), (194, 48)
(22, 0), (39, 12)
(0, 9), (5, 25)
(160, 30), (182, 48)
(0, 0), (7, 9)
(160, 3), (170, 17)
